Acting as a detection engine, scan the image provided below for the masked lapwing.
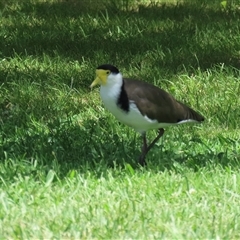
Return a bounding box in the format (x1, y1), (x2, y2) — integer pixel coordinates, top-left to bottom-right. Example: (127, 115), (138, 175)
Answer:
(91, 64), (204, 166)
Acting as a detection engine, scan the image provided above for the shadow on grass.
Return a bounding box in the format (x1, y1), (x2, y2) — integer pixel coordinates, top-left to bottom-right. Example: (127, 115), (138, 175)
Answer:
(1, 114), (239, 179)
(0, 116), (138, 177)
(1, 0), (240, 78)
(148, 146), (240, 173)
(1, 0), (239, 177)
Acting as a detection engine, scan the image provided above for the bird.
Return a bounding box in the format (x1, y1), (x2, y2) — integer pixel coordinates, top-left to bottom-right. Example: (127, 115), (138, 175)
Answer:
(90, 64), (204, 166)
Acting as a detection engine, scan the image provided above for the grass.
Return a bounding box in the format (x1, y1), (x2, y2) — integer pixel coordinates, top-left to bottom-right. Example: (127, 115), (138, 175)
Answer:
(0, 0), (240, 238)
(1, 168), (240, 238)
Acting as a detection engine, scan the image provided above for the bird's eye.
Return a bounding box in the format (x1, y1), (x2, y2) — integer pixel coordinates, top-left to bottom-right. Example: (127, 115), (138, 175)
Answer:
(106, 71), (110, 75)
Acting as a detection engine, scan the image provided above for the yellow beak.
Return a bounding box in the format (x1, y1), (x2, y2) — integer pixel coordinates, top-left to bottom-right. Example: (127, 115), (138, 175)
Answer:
(90, 69), (107, 88)
(90, 77), (100, 88)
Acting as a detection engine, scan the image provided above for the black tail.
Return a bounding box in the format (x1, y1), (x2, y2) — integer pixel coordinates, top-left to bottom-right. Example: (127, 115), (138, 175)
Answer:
(179, 101), (205, 122)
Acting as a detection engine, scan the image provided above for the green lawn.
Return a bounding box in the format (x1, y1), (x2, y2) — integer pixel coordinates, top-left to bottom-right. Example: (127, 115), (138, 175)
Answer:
(0, 0), (240, 238)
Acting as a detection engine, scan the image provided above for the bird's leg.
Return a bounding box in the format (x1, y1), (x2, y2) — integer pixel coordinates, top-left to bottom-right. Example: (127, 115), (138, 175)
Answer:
(146, 128), (164, 153)
(139, 132), (148, 166)
(138, 128), (165, 166)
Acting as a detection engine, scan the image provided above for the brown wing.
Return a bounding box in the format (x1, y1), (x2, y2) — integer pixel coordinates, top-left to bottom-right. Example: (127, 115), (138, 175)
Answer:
(124, 78), (204, 123)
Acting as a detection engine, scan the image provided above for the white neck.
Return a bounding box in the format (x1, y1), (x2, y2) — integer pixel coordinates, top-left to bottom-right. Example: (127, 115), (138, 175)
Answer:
(100, 73), (123, 103)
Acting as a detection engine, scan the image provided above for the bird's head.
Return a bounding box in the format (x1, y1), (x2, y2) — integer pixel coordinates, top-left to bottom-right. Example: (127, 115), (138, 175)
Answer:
(90, 64), (120, 87)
